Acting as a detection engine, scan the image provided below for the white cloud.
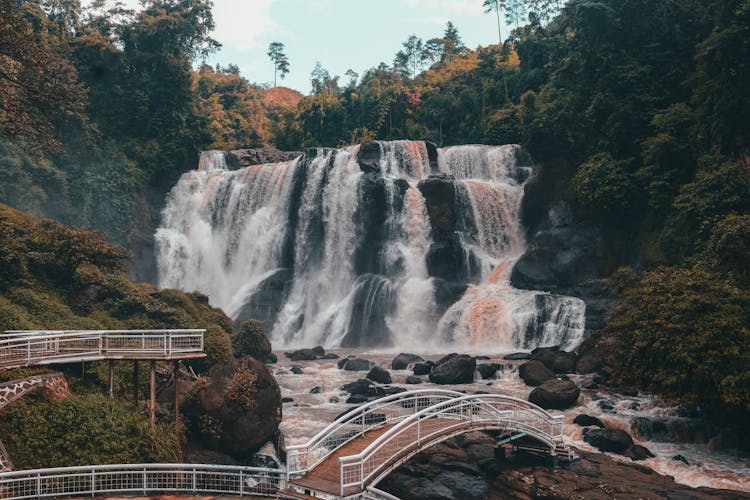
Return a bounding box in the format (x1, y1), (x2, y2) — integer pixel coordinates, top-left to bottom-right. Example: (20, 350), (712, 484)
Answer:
(211, 0), (280, 51)
(403, 0), (483, 15)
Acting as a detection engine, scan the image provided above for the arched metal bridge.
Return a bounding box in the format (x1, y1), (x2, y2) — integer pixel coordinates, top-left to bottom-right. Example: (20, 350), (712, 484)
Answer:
(282, 388), (575, 498)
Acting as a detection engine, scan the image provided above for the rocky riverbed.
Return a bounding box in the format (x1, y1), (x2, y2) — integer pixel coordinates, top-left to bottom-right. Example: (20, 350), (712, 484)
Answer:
(273, 348), (750, 496)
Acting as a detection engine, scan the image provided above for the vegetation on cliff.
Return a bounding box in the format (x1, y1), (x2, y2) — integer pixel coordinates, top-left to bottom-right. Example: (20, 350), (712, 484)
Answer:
(0, 203), (279, 465)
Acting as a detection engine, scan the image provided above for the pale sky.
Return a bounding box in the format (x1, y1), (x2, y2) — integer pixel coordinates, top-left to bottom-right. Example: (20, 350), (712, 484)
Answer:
(87, 0), (509, 94)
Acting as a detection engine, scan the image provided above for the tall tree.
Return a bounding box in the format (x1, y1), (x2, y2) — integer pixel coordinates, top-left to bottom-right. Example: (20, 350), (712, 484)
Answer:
(393, 34), (429, 79)
(267, 41), (289, 87)
(483, 0), (505, 44)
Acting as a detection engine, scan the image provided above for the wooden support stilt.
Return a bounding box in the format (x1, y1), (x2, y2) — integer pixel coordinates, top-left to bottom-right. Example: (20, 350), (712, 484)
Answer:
(108, 360), (115, 399)
(133, 360), (139, 404)
(150, 360), (156, 424)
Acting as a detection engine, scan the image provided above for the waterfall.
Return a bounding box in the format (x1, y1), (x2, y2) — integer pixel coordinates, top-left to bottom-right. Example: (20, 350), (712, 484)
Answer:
(155, 141), (585, 351)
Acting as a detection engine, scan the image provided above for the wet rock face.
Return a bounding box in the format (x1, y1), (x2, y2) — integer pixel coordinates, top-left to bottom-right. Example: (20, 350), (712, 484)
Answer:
(528, 379), (580, 410)
(518, 360), (555, 386)
(391, 353), (425, 370)
(226, 148), (301, 169)
(184, 357), (281, 461)
(429, 354), (476, 384)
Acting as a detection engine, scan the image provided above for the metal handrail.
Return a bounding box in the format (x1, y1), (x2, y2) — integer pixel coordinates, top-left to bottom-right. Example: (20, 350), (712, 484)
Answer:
(337, 393), (568, 493)
(0, 463), (284, 499)
(285, 389), (464, 476)
(0, 330), (205, 369)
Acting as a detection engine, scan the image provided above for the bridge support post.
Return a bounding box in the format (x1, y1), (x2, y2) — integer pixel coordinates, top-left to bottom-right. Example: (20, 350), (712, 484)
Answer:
(133, 360), (139, 404)
(108, 360), (115, 399)
(149, 360), (156, 424)
(173, 360), (180, 438)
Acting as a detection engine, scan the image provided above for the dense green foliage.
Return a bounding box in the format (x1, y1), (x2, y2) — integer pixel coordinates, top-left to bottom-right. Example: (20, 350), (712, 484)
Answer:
(233, 319), (272, 360)
(0, 394), (179, 468)
(607, 268), (750, 411)
(0, 203), (236, 373)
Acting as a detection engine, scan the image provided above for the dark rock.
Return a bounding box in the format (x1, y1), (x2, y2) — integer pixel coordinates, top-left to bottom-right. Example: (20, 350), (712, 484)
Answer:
(432, 279), (469, 314)
(309, 386), (323, 394)
(289, 349), (317, 361)
(617, 387), (639, 397)
(184, 357), (281, 460)
(429, 355), (476, 384)
(357, 141), (383, 173)
(382, 386), (407, 396)
(627, 444), (655, 461)
(413, 362), (433, 376)
(406, 376), (423, 384)
(341, 274), (395, 347)
(518, 360), (555, 386)
(226, 148), (300, 169)
(337, 358), (349, 369)
(329, 396), (339, 403)
(504, 352), (531, 360)
(312, 345), (325, 357)
(598, 399), (616, 413)
(322, 353), (339, 359)
(581, 378), (598, 390)
(282, 397), (293, 403)
(532, 347), (577, 373)
(576, 350), (604, 374)
(367, 366), (392, 384)
(583, 428), (634, 454)
(476, 363), (502, 380)
(528, 379), (580, 410)
(232, 268), (294, 330)
(343, 358), (375, 371)
(264, 353), (278, 364)
(391, 353), (425, 370)
(475, 355), (490, 360)
(573, 414), (605, 428)
(290, 365), (303, 375)
(340, 379), (373, 396)
(346, 394), (368, 404)
(443, 461), (483, 476)
(673, 455), (689, 465)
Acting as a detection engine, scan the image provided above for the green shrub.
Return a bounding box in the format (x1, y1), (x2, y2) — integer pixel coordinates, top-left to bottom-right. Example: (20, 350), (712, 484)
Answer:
(233, 319), (271, 359)
(607, 267), (750, 410)
(573, 153), (637, 215)
(0, 393), (180, 468)
(200, 325), (233, 371)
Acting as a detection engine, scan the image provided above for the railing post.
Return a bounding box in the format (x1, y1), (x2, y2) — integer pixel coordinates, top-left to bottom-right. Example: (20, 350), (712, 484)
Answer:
(192, 468), (197, 492)
(36, 472), (41, 497)
(239, 469), (244, 496)
(91, 469), (95, 497)
(340, 464), (345, 497)
(143, 467), (147, 495)
(27, 341), (31, 364)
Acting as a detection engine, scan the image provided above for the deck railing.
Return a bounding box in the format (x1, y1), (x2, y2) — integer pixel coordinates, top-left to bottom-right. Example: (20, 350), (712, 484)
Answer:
(0, 463), (284, 499)
(0, 330), (204, 369)
(337, 393), (566, 495)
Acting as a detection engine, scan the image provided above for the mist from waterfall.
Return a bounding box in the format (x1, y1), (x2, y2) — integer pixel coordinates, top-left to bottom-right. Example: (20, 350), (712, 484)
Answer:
(155, 142), (585, 352)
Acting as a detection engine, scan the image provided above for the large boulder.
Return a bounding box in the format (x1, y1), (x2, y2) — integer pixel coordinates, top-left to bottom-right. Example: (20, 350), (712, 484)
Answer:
(429, 355), (476, 384)
(184, 357), (282, 460)
(518, 360), (555, 386)
(531, 347), (577, 374)
(528, 379), (580, 410)
(367, 366), (392, 384)
(476, 364), (502, 380)
(573, 414), (605, 428)
(583, 428), (634, 454)
(289, 348), (317, 361)
(340, 379), (373, 396)
(226, 148), (301, 168)
(413, 362), (433, 376)
(343, 358), (375, 371)
(391, 353), (425, 370)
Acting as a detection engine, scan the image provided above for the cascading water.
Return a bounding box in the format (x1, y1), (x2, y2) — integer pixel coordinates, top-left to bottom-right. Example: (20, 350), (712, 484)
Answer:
(155, 141), (585, 351)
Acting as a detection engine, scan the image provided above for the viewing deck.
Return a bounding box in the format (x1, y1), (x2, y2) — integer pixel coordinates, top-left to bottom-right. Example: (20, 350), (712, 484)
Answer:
(0, 330), (205, 369)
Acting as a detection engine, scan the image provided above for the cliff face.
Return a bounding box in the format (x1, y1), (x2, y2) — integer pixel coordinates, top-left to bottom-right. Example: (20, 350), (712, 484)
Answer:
(510, 164), (635, 338)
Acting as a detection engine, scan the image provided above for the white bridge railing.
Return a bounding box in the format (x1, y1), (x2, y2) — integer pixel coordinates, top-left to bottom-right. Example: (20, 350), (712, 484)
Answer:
(286, 389), (466, 477)
(337, 393), (565, 495)
(0, 463), (284, 499)
(0, 330), (205, 369)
